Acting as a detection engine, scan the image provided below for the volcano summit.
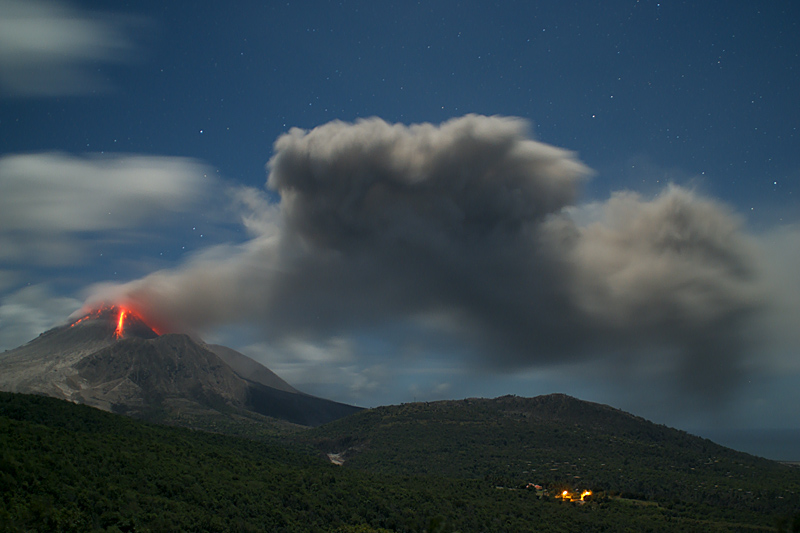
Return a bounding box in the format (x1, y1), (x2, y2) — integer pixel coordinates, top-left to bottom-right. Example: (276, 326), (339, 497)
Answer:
(0, 307), (360, 427)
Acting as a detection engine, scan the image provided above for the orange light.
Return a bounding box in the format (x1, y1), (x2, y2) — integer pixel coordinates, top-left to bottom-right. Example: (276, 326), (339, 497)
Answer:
(580, 490), (592, 501)
(69, 305), (160, 337)
(115, 309), (127, 338)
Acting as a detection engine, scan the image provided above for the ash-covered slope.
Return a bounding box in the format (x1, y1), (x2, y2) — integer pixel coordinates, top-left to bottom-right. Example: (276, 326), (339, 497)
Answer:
(73, 333), (250, 413)
(0, 307), (360, 426)
(0, 307), (154, 399)
(205, 343), (299, 394)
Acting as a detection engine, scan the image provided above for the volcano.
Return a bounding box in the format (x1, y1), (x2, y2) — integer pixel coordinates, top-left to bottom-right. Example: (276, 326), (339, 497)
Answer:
(0, 307), (360, 427)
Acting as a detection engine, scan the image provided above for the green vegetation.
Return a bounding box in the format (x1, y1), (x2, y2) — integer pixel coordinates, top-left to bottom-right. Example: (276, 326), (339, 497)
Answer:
(2, 392), (799, 532)
(302, 395), (800, 529)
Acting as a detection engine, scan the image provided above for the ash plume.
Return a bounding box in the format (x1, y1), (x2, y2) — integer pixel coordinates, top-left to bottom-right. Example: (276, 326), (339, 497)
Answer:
(86, 115), (766, 410)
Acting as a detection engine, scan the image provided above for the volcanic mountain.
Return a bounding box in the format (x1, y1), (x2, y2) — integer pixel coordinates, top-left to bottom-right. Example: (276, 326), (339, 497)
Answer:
(0, 307), (360, 427)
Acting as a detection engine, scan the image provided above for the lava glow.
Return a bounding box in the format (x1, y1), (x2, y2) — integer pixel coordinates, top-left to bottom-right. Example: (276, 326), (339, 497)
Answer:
(69, 305), (161, 337)
(69, 308), (103, 328)
(115, 308), (127, 338)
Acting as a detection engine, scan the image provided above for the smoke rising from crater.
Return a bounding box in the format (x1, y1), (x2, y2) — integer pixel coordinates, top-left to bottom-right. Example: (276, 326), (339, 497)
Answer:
(86, 115), (766, 409)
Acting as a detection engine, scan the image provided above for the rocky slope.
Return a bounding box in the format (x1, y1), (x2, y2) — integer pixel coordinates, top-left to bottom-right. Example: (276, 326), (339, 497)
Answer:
(0, 307), (360, 426)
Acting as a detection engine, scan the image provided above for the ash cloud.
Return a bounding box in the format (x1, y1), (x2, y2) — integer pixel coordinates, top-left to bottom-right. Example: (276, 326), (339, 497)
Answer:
(88, 115), (768, 410)
(564, 187), (763, 402)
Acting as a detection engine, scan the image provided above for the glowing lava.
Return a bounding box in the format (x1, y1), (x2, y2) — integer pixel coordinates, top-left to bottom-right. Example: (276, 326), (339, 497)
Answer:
(115, 308), (127, 338)
(69, 305), (160, 338)
(69, 308), (103, 328)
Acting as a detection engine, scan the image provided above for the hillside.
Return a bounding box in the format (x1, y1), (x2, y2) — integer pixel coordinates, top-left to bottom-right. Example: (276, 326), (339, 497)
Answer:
(303, 394), (800, 518)
(3, 392), (800, 532)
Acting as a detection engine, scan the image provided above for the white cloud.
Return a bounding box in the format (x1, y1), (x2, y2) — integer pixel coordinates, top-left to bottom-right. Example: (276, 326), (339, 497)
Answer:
(0, 0), (146, 96)
(0, 284), (81, 349)
(0, 152), (217, 266)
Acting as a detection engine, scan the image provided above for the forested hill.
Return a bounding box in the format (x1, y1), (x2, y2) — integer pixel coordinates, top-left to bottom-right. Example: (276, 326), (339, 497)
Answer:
(2, 391), (800, 532)
(304, 394), (800, 512)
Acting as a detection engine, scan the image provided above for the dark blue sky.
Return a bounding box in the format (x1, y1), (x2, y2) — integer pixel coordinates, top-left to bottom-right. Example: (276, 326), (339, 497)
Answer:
(1, 1), (799, 453)
(4, 1), (797, 208)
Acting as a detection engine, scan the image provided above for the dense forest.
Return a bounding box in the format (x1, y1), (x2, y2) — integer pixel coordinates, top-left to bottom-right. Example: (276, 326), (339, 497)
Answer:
(2, 392), (799, 532)
(304, 396), (800, 508)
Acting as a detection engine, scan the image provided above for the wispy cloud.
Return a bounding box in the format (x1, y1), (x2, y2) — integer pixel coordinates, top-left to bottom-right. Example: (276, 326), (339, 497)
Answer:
(0, 152), (218, 266)
(0, 0), (147, 96)
(0, 284), (81, 349)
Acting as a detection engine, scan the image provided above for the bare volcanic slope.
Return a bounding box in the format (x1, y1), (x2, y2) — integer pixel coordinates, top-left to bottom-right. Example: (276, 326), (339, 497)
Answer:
(0, 307), (360, 427)
(205, 343), (299, 394)
(0, 307), (153, 400)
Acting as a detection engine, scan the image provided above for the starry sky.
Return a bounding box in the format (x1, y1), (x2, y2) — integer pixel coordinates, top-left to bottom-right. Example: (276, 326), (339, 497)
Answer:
(1, 0), (799, 456)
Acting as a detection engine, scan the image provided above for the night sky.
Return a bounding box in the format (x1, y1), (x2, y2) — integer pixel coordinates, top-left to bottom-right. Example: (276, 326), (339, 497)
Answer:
(1, 1), (798, 456)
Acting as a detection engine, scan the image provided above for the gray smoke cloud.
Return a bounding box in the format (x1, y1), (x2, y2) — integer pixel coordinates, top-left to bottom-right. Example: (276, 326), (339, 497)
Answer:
(86, 115), (766, 409)
(564, 188), (763, 403)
